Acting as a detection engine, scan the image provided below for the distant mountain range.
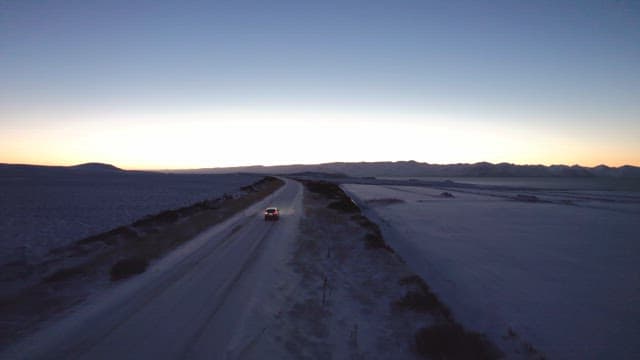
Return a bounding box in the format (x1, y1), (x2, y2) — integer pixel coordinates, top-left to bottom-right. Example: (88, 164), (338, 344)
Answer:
(2, 161), (639, 178)
(175, 161), (640, 178)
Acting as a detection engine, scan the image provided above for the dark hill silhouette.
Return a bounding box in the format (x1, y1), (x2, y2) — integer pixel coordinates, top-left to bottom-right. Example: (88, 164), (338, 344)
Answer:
(0, 163), (124, 178)
(70, 163), (123, 172)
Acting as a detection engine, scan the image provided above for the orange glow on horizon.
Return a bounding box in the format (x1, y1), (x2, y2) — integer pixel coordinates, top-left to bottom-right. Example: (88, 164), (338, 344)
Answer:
(1, 110), (638, 170)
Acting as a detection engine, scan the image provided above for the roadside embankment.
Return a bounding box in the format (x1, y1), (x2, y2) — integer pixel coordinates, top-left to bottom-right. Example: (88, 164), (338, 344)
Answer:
(278, 179), (500, 359)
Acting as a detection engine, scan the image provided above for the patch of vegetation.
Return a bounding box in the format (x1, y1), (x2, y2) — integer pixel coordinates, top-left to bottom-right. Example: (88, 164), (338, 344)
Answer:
(363, 232), (394, 252)
(415, 324), (500, 360)
(43, 266), (86, 283)
(366, 198), (405, 205)
(152, 209), (181, 224)
(301, 180), (345, 199)
(357, 215), (393, 253)
(350, 214), (370, 225)
(327, 199), (359, 213)
(110, 257), (148, 281)
(395, 290), (440, 312)
(78, 226), (139, 246)
(350, 214), (381, 232)
(398, 274), (424, 286)
(240, 184), (257, 192)
(395, 275), (450, 319)
(515, 194), (540, 202)
(301, 180), (396, 252)
(395, 275), (502, 359)
(300, 180), (360, 213)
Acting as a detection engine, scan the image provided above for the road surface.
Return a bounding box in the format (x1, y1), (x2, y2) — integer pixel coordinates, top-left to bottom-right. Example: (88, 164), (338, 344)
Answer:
(4, 178), (303, 360)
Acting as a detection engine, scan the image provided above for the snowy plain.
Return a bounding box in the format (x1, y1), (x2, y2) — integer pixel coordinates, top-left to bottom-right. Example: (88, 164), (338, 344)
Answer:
(343, 180), (640, 359)
(0, 168), (260, 266)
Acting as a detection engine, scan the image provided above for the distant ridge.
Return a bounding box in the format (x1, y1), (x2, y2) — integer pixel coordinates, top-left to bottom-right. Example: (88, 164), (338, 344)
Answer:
(0, 162), (125, 177)
(172, 161), (640, 178)
(3, 161), (639, 178)
(70, 162), (123, 172)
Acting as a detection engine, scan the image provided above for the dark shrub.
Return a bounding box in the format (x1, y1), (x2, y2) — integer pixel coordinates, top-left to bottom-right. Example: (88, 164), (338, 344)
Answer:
(364, 233), (394, 252)
(43, 266), (85, 283)
(398, 275), (425, 287)
(328, 199), (359, 213)
(253, 176), (277, 187)
(397, 275), (451, 320)
(240, 184), (257, 192)
(366, 198), (405, 205)
(301, 180), (360, 212)
(79, 226), (137, 245)
(303, 181), (339, 196)
(394, 290), (440, 313)
(415, 324), (500, 360)
(110, 257), (148, 281)
(515, 194), (539, 202)
(154, 209), (181, 223)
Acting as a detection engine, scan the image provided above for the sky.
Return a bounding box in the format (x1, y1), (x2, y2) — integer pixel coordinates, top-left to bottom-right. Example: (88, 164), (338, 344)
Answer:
(1, 0), (639, 169)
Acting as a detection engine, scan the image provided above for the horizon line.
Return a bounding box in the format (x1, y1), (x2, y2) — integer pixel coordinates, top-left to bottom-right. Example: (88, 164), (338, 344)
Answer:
(3, 160), (639, 172)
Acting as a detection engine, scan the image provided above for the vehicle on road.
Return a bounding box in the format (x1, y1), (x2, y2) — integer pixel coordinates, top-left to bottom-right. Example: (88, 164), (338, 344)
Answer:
(264, 207), (280, 221)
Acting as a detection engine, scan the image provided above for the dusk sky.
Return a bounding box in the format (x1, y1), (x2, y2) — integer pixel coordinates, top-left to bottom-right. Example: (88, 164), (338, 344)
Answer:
(1, 0), (639, 169)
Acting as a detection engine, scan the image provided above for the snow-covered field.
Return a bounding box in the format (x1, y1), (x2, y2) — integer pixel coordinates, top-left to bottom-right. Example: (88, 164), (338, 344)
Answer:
(0, 170), (260, 266)
(343, 181), (640, 359)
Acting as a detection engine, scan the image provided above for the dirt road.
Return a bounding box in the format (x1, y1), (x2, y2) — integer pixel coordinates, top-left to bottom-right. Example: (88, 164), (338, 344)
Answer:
(3, 179), (303, 360)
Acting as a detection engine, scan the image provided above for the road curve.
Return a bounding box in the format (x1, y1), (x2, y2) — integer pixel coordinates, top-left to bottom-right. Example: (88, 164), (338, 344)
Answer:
(5, 178), (303, 360)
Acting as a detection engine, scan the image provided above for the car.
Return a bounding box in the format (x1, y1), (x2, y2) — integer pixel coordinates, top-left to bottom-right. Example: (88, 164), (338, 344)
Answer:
(264, 207), (280, 221)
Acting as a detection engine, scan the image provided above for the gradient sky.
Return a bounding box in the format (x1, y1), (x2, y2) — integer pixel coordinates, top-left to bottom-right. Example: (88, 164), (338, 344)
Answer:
(1, 0), (639, 169)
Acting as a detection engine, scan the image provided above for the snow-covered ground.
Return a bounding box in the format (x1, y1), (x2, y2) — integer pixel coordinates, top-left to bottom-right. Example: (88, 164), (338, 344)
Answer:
(342, 182), (640, 359)
(0, 171), (260, 266)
